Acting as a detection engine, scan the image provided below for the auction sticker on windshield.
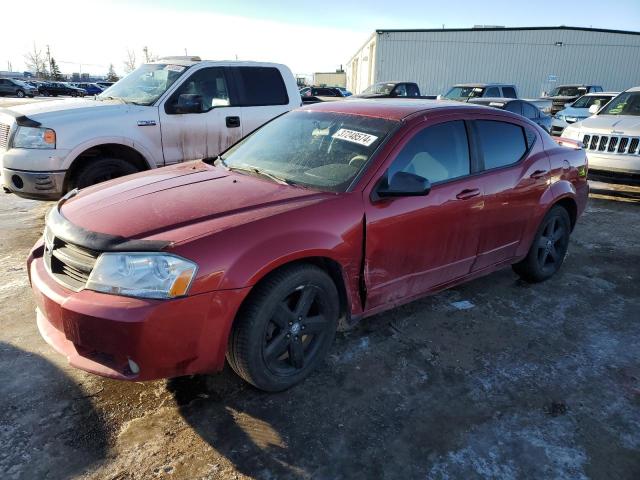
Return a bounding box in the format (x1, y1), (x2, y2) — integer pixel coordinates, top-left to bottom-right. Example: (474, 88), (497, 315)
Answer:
(332, 129), (378, 147)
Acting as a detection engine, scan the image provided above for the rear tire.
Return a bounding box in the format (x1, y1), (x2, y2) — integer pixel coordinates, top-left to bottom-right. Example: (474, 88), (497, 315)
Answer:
(71, 157), (140, 190)
(513, 205), (571, 283)
(227, 264), (339, 391)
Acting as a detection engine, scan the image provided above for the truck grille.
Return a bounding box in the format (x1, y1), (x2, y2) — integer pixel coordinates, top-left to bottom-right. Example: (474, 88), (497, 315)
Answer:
(582, 134), (640, 155)
(44, 227), (99, 291)
(0, 122), (10, 149)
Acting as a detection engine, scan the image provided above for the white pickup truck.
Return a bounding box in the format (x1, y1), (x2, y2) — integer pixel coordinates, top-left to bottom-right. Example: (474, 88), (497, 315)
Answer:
(0, 57), (301, 200)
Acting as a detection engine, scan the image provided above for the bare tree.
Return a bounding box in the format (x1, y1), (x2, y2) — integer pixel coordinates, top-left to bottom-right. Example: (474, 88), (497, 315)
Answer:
(24, 43), (49, 79)
(142, 46), (158, 63)
(123, 49), (137, 73)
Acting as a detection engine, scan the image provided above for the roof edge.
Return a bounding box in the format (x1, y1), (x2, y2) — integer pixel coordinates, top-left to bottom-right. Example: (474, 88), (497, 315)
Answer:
(375, 25), (640, 36)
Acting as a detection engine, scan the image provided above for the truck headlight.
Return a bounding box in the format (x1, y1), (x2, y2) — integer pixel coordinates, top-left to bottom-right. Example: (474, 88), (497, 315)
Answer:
(12, 126), (56, 149)
(86, 253), (197, 299)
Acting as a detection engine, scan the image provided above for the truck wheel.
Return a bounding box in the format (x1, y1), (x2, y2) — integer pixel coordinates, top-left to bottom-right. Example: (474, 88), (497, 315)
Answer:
(227, 264), (339, 391)
(72, 157), (140, 189)
(16, 90), (25, 98)
(512, 205), (571, 283)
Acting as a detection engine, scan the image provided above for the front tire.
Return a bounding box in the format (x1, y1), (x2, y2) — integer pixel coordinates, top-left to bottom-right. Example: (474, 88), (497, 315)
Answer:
(71, 157), (140, 189)
(16, 89), (25, 98)
(513, 205), (571, 283)
(227, 264), (339, 391)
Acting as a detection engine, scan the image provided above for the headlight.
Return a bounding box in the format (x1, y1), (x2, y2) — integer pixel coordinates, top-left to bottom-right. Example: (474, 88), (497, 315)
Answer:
(86, 253), (197, 299)
(12, 126), (56, 149)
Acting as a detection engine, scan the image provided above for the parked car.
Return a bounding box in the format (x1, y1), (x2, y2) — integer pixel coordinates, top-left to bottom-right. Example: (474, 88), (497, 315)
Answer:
(442, 83), (519, 101)
(299, 86), (311, 96)
(550, 92), (618, 136)
(353, 81), (426, 98)
(469, 98), (552, 132)
(0, 78), (39, 98)
(300, 86), (346, 104)
(38, 82), (86, 97)
(96, 81), (115, 89)
(561, 86), (640, 183)
(1, 59), (302, 200)
(71, 82), (104, 95)
(337, 87), (352, 97)
(538, 84), (604, 116)
(28, 99), (588, 391)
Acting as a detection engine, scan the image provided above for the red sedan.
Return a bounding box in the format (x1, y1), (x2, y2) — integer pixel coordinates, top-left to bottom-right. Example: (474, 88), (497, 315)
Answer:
(28, 100), (588, 391)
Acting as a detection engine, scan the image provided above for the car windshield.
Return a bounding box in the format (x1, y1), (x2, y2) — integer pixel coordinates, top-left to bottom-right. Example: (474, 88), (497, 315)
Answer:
(220, 111), (398, 192)
(549, 86), (584, 97)
(97, 63), (188, 105)
(444, 86), (485, 100)
(572, 95), (613, 109)
(362, 83), (395, 95)
(13, 79), (30, 87)
(598, 92), (640, 116)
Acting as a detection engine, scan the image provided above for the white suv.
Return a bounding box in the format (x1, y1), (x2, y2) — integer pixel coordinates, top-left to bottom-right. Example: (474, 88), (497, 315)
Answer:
(0, 57), (301, 200)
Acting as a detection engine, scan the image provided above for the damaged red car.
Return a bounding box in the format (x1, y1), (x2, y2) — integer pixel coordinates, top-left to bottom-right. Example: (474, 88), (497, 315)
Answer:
(28, 99), (588, 391)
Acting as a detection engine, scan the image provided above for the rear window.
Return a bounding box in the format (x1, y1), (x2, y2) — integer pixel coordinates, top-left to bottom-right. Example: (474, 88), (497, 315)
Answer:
(475, 120), (527, 170)
(233, 66), (289, 106)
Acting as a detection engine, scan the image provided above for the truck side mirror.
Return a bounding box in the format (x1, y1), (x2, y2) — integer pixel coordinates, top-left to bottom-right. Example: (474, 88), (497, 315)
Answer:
(171, 94), (204, 114)
(588, 104), (599, 115)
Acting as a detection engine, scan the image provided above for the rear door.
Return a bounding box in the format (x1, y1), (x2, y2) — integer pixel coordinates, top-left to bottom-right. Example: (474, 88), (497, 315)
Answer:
(229, 66), (292, 136)
(0, 79), (10, 95)
(364, 119), (484, 309)
(471, 117), (551, 270)
(159, 66), (244, 164)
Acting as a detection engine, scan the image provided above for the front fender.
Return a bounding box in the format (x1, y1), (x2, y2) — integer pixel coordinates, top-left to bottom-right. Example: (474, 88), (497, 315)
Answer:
(64, 137), (158, 170)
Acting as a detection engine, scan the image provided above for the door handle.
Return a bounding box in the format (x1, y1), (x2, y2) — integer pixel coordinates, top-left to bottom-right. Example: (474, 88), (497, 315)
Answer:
(455, 188), (481, 200)
(530, 169), (548, 179)
(226, 116), (240, 128)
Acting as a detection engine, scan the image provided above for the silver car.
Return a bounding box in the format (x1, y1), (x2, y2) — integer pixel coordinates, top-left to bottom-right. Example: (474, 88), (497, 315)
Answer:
(551, 92), (618, 136)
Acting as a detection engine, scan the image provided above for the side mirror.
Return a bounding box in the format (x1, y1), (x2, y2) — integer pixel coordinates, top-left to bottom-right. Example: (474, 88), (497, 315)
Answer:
(436, 94), (443, 100)
(588, 104), (599, 115)
(172, 94), (204, 114)
(375, 171), (431, 199)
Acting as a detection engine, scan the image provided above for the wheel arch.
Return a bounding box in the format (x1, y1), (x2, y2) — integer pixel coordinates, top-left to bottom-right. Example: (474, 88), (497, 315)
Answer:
(63, 141), (156, 191)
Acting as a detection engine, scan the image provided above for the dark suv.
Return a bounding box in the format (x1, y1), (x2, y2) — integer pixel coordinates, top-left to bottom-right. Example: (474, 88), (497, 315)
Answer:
(39, 82), (86, 97)
(543, 85), (604, 115)
(0, 78), (39, 98)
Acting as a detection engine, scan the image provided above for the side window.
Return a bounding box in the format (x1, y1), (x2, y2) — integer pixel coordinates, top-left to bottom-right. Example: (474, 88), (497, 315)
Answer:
(169, 67), (229, 113)
(387, 121), (470, 184)
(504, 101), (522, 115)
(485, 87), (500, 97)
(234, 66), (288, 106)
(502, 86), (517, 98)
(406, 84), (420, 97)
(394, 84), (407, 97)
(475, 120), (527, 170)
(522, 102), (539, 119)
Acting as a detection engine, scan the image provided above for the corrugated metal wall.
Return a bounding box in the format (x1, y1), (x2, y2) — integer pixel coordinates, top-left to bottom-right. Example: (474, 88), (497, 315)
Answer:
(347, 28), (640, 97)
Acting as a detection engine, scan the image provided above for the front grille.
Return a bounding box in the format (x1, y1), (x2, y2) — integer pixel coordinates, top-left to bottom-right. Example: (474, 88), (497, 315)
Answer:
(44, 228), (99, 290)
(582, 134), (640, 156)
(0, 122), (10, 149)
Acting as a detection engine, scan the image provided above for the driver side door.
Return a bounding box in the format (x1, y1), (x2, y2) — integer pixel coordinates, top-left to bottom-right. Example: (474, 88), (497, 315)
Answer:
(159, 67), (244, 164)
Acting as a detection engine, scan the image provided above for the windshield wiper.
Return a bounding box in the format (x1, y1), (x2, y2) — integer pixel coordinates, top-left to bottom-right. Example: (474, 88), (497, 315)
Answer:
(226, 165), (294, 186)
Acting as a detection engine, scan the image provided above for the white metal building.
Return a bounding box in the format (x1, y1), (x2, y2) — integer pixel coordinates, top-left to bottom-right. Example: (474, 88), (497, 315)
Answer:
(345, 26), (640, 97)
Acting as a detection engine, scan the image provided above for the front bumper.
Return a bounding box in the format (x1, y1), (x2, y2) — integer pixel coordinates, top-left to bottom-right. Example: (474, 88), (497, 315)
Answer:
(28, 242), (251, 381)
(2, 167), (66, 199)
(586, 151), (640, 176)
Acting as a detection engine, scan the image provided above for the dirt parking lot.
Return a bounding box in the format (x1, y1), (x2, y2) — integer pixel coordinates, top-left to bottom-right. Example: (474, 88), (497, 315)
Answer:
(0, 186), (638, 480)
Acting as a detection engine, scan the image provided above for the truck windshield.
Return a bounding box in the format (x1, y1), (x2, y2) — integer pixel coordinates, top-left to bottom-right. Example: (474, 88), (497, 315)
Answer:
(444, 86), (485, 100)
(220, 111), (398, 192)
(97, 63), (188, 105)
(598, 92), (640, 116)
(549, 87), (584, 97)
(362, 83), (395, 95)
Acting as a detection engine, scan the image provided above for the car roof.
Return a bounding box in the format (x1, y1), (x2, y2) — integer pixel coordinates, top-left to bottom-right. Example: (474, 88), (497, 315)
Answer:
(626, 86), (640, 92)
(453, 83), (515, 88)
(149, 58), (288, 69)
(301, 98), (487, 121)
(468, 97), (518, 104)
(583, 92), (619, 96)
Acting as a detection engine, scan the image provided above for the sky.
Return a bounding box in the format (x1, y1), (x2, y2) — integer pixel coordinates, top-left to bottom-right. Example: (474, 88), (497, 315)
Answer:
(1, 0), (639, 77)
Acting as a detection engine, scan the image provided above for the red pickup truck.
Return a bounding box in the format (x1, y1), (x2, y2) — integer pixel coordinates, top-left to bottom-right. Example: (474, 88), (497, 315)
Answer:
(29, 99), (588, 391)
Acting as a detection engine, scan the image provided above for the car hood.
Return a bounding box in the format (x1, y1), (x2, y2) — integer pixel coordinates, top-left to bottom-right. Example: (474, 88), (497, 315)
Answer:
(557, 106), (589, 118)
(1, 98), (141, 124)
(568, 115), (640, 135)
(59, 161), (332, 244)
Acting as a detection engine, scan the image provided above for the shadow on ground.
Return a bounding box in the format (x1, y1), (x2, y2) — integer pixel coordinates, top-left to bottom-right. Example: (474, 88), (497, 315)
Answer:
(0, 342), (108, 479)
